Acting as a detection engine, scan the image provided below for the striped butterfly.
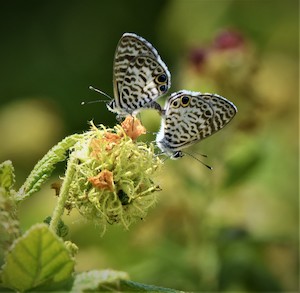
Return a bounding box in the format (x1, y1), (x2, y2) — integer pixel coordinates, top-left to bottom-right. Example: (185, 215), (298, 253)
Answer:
(156, 90), (237, 160)
(91, 33), (171, 119)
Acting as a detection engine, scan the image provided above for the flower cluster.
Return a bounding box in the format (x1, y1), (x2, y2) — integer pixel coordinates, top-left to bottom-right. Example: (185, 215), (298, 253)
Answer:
(65, 117), (162, 233)
(183, 28), (259, 132)
(184, 28), (257, 98)
(188, 28), (249, 73)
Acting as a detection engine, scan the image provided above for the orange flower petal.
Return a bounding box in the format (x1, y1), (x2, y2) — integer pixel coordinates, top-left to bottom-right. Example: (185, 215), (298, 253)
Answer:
(121, 116), (146, 140)
(90, 131), (123, 157)
(103, 132), (122, 150)
(90, 138), (102, 158)
(88, 170), (114, 191)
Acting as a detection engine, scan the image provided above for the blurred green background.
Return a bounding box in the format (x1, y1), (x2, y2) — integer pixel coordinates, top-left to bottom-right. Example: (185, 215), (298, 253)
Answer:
(0, 0), (298, 291)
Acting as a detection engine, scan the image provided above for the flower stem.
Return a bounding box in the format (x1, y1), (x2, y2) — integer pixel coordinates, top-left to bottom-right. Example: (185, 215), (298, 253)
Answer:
(49, 156), (76, 233)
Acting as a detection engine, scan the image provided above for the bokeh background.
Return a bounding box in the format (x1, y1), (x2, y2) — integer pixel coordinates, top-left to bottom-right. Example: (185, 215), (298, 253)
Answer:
(0, 0), (298, 291)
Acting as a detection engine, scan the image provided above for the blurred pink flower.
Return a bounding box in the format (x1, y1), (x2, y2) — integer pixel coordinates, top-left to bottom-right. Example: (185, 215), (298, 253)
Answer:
(213, 28), (245, 50)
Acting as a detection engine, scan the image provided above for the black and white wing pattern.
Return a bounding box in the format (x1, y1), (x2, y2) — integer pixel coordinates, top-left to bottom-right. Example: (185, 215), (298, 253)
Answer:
(156, 90), (237, 159)
(107, 33), (171, 117)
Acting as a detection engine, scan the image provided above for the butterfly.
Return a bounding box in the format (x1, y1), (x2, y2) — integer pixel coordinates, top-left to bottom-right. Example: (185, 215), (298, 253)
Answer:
(93, 33), (171, 119)
(156, 90), (237, 159)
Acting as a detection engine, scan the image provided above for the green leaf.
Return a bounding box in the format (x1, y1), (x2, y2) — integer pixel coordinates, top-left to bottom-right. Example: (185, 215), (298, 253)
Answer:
(72, 270), (129, 292)
(43, 216), (69, 238)
(0, 224), (74, 292)
(0, 193), (20, 267)
(0, 161), (19, 265)
(0, 160), (15, 192)
(71, 270), (182, 292)
(15, 134), (83, 202)
(120, 280), (183, 292)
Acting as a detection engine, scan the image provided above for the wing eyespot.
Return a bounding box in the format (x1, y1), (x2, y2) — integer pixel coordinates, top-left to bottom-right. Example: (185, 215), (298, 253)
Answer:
(156, 73), (167, 83)
(159, 85), (168, 93)
(181, 96), (190, 107)
(171, 99), (180, 108)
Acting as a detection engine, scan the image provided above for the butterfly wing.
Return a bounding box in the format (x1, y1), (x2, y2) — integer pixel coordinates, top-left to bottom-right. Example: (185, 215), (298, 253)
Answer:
(201, 93), (237, 136)
(156, 91), (237, 155)
(117, 55), (170, 115)
(112, 33), (170, 116)
(157, 91), (214, 154)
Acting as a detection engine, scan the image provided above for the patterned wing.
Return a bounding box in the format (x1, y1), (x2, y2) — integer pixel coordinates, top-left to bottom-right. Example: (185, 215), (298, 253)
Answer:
(201, 93), (237, 136)
(156, 90), (237, 156)
(111, 33), (170, 116)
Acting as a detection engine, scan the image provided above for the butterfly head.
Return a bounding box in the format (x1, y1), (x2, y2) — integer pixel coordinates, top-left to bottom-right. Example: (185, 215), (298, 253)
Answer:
(171, 151), (184, 160)
(106, 100), (134, 119)
(106, 100), (116, 113)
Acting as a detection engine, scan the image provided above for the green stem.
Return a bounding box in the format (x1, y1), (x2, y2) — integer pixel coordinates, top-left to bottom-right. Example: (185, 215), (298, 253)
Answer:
(49, 156), (76, 233)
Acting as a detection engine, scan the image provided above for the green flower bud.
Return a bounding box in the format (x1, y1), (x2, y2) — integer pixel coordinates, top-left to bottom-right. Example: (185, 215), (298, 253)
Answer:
(66, 117), (162, 233)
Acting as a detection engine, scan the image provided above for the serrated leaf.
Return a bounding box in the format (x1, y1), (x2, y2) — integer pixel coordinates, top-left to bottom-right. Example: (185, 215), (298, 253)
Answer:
(0, 224), (74, 292)
(71, 271), (182, 292)
(0, 192), (20, 266)
(15, 134), (83, 201)
(120, 280), (183, 292)
(72, 270), (129, 292)
(0, 161), (15, 192)
(43, 216), (69, 238)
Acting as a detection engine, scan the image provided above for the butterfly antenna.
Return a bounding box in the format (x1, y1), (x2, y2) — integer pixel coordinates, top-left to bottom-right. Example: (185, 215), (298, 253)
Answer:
(81, 86), (113, 105)
(162, 158), (168, 163)
(89, 85), (112, 99)
(154, 150), (169, 162)
(192, 152), (208, 158)
(183, 151), (213, 170)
